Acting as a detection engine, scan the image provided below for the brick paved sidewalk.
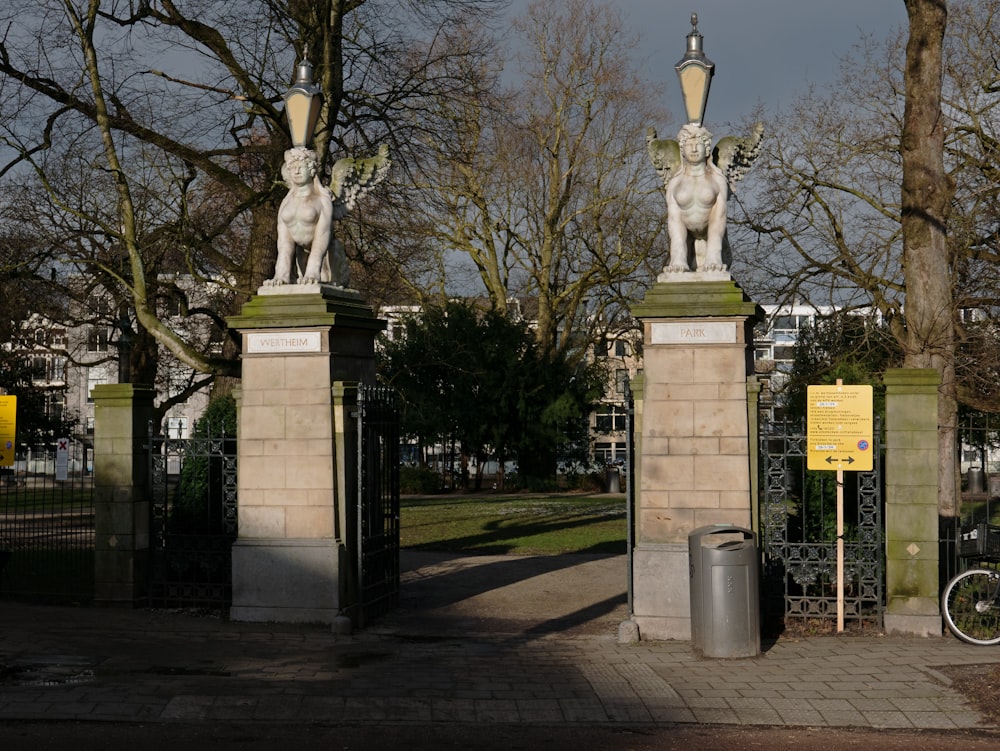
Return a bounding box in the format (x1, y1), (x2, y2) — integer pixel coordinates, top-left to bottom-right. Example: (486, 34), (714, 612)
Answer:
(1, 552), (998, 730)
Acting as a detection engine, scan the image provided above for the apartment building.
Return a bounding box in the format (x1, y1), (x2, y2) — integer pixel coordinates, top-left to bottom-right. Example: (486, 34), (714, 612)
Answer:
(8, 278), (216, 467)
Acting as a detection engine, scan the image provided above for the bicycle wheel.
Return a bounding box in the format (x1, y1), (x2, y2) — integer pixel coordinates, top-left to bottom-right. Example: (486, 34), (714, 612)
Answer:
(942, 568), (1000, 645)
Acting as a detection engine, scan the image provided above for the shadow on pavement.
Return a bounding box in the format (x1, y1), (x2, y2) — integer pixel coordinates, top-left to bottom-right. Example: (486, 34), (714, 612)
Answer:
(376, 550), (629, 637)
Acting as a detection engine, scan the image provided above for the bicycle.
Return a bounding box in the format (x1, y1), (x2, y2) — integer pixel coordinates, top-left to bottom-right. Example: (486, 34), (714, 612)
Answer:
(942, 524), (1000, 645)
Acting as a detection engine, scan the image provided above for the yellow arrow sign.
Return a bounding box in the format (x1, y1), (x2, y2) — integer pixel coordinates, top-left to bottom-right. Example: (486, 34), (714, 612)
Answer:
(806, 384), (874, 471)
(0, 395), (16, 467)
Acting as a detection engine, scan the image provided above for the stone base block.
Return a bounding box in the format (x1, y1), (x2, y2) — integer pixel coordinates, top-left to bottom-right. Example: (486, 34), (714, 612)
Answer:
(631, 543), (691, 641)
(617, 618), (640, 644)
(884, 613), (942, 637)
(231, 538), (344, 624)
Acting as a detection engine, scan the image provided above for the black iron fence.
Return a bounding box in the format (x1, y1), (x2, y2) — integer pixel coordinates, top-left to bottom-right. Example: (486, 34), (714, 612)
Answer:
(944, 412), (1000, 586)
(758, 418), (885, 630)
(0, 441), (94, 602)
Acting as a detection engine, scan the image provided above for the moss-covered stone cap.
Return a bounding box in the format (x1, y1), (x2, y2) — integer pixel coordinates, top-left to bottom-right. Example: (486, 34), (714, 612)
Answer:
(631, 279), (764, 321)
(883, 367), (941, 390)
(227, 286), (386, 332)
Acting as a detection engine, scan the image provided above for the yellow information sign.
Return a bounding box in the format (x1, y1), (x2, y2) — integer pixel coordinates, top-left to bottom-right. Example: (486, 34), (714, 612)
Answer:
(0, 395), (16, 467)
(806, 385), (874, 471)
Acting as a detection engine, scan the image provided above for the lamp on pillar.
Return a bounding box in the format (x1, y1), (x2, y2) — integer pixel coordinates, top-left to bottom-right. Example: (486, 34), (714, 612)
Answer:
(283, 60), (322, 148)
(674, 13), (715, 126)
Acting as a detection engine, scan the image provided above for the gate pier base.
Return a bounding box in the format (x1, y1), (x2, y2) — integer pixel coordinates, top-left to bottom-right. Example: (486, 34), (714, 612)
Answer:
(226, 286), (383, 626)
(230, 538), (343, 623)
(628, 279), (763, 641)
(630, 543), (690, 639)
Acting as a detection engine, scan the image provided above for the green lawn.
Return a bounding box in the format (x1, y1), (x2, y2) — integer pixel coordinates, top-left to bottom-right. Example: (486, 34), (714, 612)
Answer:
(400, 493), (627, 555)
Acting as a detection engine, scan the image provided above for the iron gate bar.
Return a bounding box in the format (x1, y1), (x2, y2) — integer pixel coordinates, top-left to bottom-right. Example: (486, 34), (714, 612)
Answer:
(356, 383), (401, 628)
(759, 417), (884, 627)
(624, 378), (635, 619)
(147, 423), (237, 609)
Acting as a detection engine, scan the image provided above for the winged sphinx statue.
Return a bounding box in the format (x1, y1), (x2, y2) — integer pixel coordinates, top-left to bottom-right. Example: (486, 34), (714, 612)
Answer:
(265, 144), (391, 289)
(646, 121), (763, 277)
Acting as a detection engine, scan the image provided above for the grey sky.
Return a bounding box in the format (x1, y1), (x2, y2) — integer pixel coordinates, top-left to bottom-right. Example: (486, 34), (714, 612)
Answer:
(509, 1), (908, 131)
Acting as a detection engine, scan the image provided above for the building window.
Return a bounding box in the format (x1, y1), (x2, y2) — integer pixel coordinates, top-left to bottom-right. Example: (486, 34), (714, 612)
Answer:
(593, 441), (626, 464)
(166, 417), (187, 439)
(47, 394), (65, 422)
(50, 329), (67, 348)
(160, 292), (185, 317)
(87, 326), (110, 352)
(615, 369), (630, 395)
(51, 357), (66, 382)
(597, 338), (628, 358)
(596, 404), (628, 433)
(594, 442), (612, 463)
(31, 356), (48, 381)
(772, 345), (796, 362)
(86, 366), (109, 402)
(88, 293), (112, 316)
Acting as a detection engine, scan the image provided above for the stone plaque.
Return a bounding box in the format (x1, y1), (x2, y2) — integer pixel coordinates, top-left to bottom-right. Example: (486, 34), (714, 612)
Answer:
(650, 321), (737, 344)
(246, 331), (322, 354)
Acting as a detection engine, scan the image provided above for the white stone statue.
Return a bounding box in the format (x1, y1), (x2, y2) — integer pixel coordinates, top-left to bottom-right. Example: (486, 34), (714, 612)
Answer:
(646, 121), (763, 278)
(264, 144), (390, 289)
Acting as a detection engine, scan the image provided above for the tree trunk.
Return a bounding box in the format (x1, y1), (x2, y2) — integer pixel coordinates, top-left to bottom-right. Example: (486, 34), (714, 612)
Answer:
(901, 0), (957, 517)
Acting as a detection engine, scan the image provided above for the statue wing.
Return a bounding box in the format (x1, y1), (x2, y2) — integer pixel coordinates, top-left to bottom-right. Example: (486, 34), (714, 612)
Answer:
(712, 121), (764, 186)
(646, 128), (681, 184)
(330, 143), (391, 217)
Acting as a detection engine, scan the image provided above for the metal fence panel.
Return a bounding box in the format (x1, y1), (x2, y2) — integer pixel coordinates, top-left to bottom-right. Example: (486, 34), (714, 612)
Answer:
(947, 413), (1000, 584)
(0, 442), (94, 602)
(759, 418), (884, 629)
(146, 424), (237, 609)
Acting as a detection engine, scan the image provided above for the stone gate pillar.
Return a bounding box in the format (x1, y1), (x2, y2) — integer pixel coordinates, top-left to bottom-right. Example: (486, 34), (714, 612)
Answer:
(226, 286), (384, 626)
(883, 368), (941, 636)
(628, 279), (763, 640)
(92, 383), (156, 606)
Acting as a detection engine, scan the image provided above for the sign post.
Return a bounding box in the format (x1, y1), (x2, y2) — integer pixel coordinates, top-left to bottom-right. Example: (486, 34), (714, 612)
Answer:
(56, 437), (69, 482)
(807, 382), (874, 632)
(0, 395), (16, 468)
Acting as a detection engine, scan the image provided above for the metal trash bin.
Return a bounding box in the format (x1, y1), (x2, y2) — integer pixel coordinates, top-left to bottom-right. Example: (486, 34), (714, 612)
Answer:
(605, 467), (621, 493)
(968, 467), (985, 494)
(688, 524), (760, 658)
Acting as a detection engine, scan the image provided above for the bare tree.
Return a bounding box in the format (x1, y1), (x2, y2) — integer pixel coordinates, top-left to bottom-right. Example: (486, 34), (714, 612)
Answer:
(901, 0), (956, 516)
(400, 0), (670, 364)
(737, 1), (1000, 516)
(944, 2), (1000, 414)
(0, 0), (503, 385)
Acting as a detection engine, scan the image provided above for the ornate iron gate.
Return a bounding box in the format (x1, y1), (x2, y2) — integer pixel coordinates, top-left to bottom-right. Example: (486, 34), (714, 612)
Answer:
(758, 418), (884, 628)
(356, 383), (400, 627)
(147, 424), (237, 608)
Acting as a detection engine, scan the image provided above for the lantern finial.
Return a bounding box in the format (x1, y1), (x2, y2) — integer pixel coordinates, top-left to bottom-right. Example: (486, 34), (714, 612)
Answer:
(283, 60), (322, 148)
(674, 13), (715, 126)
